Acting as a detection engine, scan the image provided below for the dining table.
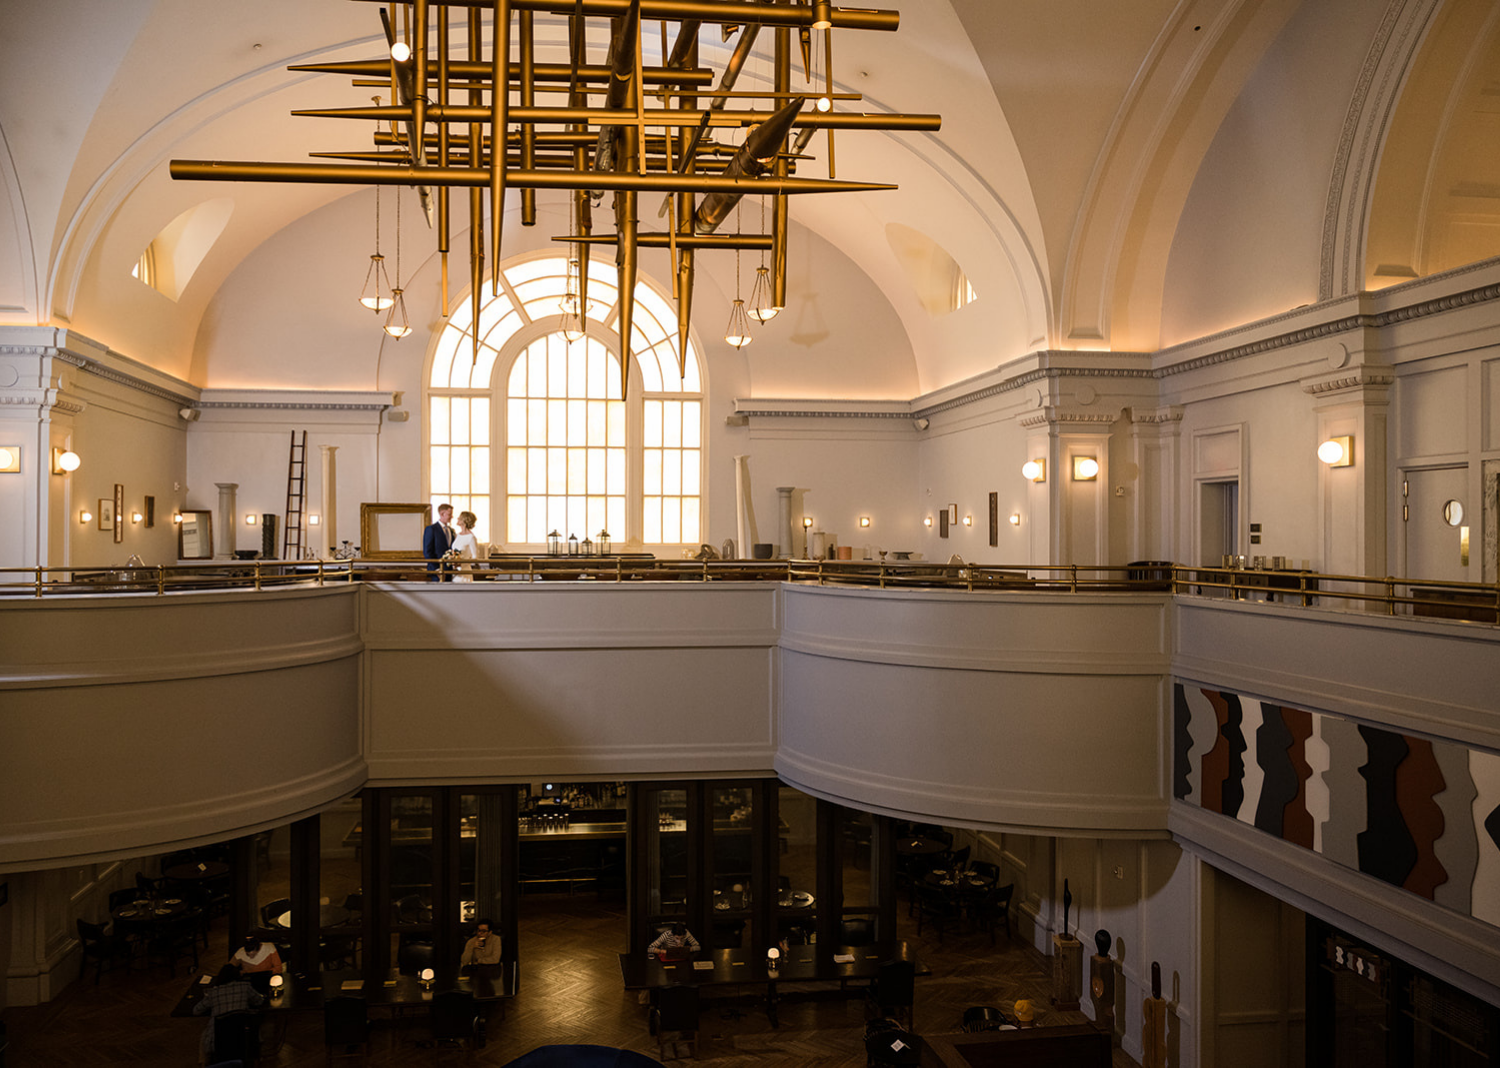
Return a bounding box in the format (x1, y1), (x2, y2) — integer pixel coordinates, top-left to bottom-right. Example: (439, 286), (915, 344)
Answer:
(619, 940), (926, 1028)
(894, 837), (948, 858)
(163, 860), (230, 884)
(170, 963), (517, 1017)
(274, 904), (352, 930)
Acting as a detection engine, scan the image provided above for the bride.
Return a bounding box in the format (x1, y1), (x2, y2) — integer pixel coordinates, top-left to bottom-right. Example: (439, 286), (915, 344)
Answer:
(450, 510), (481, 581)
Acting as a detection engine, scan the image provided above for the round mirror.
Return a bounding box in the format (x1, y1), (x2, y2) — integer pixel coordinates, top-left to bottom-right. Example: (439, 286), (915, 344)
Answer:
(1442, 499), (1464, 527)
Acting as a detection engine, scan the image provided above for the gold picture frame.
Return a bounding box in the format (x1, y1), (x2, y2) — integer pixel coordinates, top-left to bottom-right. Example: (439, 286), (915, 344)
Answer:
(98, 498), (115, 531)
(113, 483), (124, 544)
(359, 502), (431, 560)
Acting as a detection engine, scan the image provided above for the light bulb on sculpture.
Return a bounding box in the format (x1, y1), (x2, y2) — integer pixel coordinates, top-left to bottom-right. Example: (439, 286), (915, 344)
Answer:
(390, 41), (411, 63)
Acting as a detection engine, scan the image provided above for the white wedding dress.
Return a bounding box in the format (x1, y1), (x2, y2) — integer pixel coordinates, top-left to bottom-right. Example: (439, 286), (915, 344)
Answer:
(450, 531), (479, 582)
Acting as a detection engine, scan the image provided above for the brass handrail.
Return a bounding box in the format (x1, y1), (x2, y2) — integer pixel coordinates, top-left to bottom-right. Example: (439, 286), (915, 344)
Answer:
(1, 559), (1495, 625)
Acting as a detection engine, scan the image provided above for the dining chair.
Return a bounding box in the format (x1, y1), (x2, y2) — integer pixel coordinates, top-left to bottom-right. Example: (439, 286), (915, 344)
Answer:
(961, 1004), (1010, 1032)
(212, 1010), (262, 1066)
(967, 860), (1000, 884)
(839, 917), (875, 946)
(323, 994), (370, 1065)
(396, 939), (435, 976)
(914, 883), (956, 942)
(429, 990), (481, 1050)
(107, 888), (141, 911)
(870, 961), (916, 1030)
(948, 845), (971, 870)
(76, 919), (128, 984)
(650, 984), (699, 1060)
(150, 911), (201, 977)
(259, 897), (292, 927)
(972, 883), (1014, 945)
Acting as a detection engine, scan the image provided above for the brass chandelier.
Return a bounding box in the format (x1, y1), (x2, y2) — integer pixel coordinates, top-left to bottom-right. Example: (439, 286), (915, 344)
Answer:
(171, 0), (941, 398)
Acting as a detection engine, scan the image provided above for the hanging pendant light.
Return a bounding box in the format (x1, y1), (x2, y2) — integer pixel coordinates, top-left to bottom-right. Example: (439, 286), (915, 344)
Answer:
(725, 298), (754, 348)
(725, 204), (754, 347)
(747, 197), (780, 322)
(747, 264), (777, 323)
(561, 254), (586, 342)
(383, 185), (412, 338)
(358, 103), (394, 312)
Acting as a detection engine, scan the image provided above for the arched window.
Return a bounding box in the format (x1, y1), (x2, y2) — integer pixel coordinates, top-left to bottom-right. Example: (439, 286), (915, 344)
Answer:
(426, 252), (704, 550)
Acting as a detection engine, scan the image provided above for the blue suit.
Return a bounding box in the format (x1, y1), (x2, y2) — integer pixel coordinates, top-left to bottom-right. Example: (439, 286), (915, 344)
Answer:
(424, 520), (454, 580)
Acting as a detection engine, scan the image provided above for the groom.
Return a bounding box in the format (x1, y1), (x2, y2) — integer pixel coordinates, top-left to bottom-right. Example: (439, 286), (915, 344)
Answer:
(423, 502), (455, 581)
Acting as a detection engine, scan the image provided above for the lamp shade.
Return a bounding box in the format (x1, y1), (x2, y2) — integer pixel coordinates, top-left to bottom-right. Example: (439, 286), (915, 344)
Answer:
(1021, 459), (1044, 482)
(51, 448), (81, 474)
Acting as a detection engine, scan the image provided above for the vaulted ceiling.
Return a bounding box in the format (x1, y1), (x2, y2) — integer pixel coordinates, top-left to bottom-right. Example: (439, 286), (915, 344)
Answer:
(2, 0), (1496, 394)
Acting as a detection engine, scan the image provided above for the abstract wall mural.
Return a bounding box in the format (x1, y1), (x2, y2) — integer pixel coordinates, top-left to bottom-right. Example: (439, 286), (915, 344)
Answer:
(1174, 683), (1500, 929)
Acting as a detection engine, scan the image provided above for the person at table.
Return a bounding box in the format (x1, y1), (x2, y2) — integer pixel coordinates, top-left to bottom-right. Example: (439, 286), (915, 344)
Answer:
(194, 963), (264, 1065)
(230, 933), (282, 978)
(423, 502), (455, 581)
(450, 510), (481, 582)
(646, 922), (700, 959)
(460, 918), (503, 968)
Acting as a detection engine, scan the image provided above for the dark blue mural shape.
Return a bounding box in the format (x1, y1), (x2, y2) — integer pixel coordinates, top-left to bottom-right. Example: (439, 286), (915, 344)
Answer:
(1356, 725), (1417, 889)
(1253, 702), (1299, 836)
(1173, 685), (1193, 800)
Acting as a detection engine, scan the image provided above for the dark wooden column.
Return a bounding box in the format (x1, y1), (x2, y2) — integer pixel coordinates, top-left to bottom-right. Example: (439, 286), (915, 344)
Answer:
(752, 778), (779, 951)
(814, 799), (841, 947)
(360, 789), (386, 978)
(872, 814), (897, 943)
(227, 833), (258, 957)
(288, 814), (321, 978)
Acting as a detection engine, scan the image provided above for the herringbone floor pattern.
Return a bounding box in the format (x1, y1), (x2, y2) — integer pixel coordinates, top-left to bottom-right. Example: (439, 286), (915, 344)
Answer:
(4, 892), (1140, 1066)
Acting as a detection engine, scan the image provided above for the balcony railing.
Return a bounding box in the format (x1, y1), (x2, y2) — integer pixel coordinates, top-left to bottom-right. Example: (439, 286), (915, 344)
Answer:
(1, 557), (1495, 623)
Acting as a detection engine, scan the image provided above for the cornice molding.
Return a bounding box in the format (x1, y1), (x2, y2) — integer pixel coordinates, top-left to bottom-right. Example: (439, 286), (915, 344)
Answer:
(0, 393), (86, 415)
(1302, 368), (1396, 396)
(1017, 408), (1117, 429)
(1127, 405), (1185, 425)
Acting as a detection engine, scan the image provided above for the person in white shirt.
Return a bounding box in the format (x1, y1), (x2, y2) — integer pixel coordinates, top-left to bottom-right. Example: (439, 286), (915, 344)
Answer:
(450, 510), (481, 582)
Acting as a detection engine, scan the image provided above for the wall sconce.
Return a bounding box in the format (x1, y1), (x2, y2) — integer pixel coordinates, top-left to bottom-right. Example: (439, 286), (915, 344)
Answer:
(858, 516), (870, 528)
(963, 514), (972, 527)
(130, 511), (143, 524)
(923, 516), (933, 528)
(245, 513), (258, 525)
(1318, 435), (1353, 467)
(1009, 513), (1021, 526)
(1021, 459), (1045, 482)
(0, 446), (19, 473)
(1072, 456), (1100, 481)
(80, 509), (93, 524)
(308, 514), (321, 525)
(172, 512), (183, 524)
(802, 516), (813, 529)
(51, 448), (81, 474)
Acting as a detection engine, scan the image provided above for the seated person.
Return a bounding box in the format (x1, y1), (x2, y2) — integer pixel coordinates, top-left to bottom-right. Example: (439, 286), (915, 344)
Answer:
(194, 963), (264, 1065)
(231, 934), (283, 977)
(460, 918), (503, 969)
(646, 922), (700, 959)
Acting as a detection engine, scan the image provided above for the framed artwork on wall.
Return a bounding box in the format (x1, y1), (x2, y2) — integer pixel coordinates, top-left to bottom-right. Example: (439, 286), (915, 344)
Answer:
(98, 499), (115, 531)
(114, 483), (124, 543)
(144, 495), (155, 528)
(989, 492), (999, 547)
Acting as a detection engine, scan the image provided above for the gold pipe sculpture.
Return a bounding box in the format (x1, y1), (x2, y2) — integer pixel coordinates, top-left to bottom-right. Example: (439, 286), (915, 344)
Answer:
(170, 0), (938, 398)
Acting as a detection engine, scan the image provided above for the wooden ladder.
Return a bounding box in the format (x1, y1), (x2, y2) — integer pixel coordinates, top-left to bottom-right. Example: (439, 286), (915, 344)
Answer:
(283, 430), (307, 560)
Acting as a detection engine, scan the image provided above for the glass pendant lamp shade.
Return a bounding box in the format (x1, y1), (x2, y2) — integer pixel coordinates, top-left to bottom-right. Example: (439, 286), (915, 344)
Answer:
(725, 299), (754, 348)
(747, 265), (779, 322)
(384, 288), (412, 338)
(360, 253), (394, 311)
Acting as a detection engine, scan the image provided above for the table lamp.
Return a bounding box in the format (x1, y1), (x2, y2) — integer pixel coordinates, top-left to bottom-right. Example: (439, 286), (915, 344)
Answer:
(268, 974), (284, 998)
(420, 967), (435, 990)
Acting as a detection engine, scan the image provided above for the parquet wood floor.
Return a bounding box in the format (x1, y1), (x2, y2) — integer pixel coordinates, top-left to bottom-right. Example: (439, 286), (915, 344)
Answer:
(4, 892), (1141, 1066)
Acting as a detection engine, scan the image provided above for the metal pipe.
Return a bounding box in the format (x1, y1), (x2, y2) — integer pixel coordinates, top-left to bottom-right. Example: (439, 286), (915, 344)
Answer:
(290, 59), (716, 85)
(170, 159), (895, 194)
(292, 104), (941, 131)
(347, 0), (902, 32)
